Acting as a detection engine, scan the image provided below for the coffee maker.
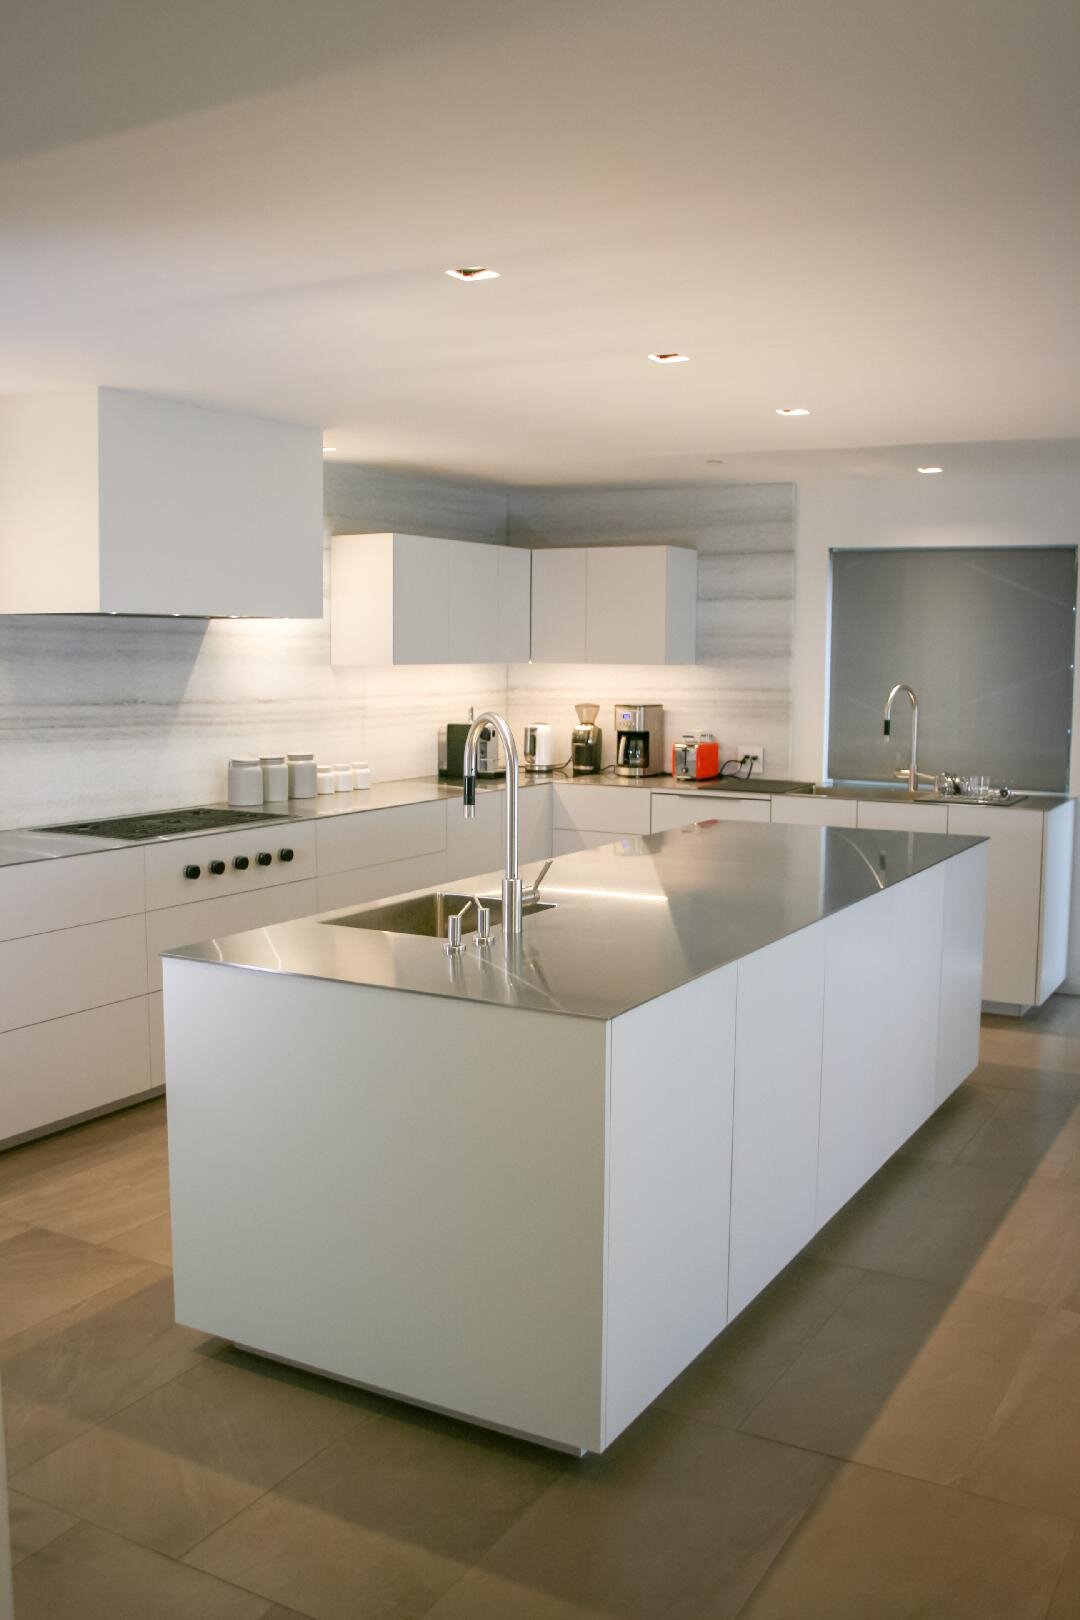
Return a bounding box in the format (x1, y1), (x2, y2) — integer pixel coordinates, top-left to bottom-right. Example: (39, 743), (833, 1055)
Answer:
(615, 703), (663, 777)
(570, 703), (603, 774)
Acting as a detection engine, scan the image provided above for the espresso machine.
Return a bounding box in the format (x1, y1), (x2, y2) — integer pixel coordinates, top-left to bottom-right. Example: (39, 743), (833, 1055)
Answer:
(570, 703), (603, 774)
(615, 703), (664, 777)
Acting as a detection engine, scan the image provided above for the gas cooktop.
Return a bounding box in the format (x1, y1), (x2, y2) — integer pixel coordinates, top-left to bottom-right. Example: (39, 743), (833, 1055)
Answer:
(33, 807), (290, 841)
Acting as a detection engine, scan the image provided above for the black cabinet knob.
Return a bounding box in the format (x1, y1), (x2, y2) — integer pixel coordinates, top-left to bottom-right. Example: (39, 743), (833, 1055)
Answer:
(183, 864), (201, 880)
(256, 852), (272, 866)
(233, 855), (249, 871)
(279, 847), (294, 863)
(209, 859), (226, 875)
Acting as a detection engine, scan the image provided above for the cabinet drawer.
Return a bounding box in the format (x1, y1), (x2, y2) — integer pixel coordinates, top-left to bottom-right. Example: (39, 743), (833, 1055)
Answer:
(1, 997), (152, 1145)
(770, 795), (858, 829)
(0, 848), (146, 942)
(855, 800), (949, 834)
(317, 852), (448, 915)
(446, 786), (553, 885)
(946, 805), (1043, 1006)
(652, 794), (769, 833)
(147, 879), (319, 991)
(0, 914), (148, 1033)
(145, 822), (315, 909)
(315, 801), (446, 877)
(552, 784), (651, 835)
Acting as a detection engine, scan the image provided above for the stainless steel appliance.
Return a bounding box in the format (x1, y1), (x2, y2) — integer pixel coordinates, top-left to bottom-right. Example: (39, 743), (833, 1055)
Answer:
(615, 703), (663, 778)
(523, 723), (556, 773)
(32, 807), (288, 840)
(673, 732), (720, 781)
(438, 722), (504, 781)
(570, 704), (603, 775)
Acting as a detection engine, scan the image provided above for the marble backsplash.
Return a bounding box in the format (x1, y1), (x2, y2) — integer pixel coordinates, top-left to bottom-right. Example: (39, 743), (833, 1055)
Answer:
(0, 471), (796, 829)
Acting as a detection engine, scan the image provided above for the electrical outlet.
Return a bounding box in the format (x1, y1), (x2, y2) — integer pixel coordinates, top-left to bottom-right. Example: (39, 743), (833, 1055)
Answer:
(735, 743), (765, 772)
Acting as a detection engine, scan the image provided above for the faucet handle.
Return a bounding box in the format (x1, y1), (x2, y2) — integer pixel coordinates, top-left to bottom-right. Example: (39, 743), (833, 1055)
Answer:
(445, 897), (477, 956)
(524, 859), (553, 903)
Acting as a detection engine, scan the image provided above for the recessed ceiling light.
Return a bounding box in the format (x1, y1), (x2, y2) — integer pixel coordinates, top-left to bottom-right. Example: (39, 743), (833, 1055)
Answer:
(648, 352), (690, 364)
(775, 406), (810, 416)
(917, 465), (943, 475)
(322, 446), (337, 455)
(446, 266), (500, 281)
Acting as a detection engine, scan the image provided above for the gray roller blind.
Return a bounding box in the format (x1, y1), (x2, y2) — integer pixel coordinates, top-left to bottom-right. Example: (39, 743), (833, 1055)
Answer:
(828, 548), (1076, 792)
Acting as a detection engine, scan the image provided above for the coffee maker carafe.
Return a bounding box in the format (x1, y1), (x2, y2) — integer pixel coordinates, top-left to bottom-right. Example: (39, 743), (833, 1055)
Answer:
(571, 704), (603, 774)
(615, 703), (663, 777)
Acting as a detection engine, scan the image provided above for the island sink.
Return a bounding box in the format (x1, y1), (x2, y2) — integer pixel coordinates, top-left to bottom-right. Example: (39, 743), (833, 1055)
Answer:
(323, 890), (556, 938)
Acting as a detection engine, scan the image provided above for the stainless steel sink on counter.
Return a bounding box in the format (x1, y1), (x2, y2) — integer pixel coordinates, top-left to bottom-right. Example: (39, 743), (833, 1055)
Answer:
(792, 782), (1028, 806)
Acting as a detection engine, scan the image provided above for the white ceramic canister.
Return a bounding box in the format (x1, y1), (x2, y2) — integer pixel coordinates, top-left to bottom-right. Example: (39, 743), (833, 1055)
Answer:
(228, 758), (264, 806)
(316, 767), (336, 796)
(287, 753), (318, 799)
(333, 763), (354, 792)
(260, 755), (289, 801)
(351, 762), (371, 790)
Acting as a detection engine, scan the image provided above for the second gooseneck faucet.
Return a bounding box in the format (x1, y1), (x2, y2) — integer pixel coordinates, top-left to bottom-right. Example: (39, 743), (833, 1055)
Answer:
(883, 682), (921, 795)
(463, 712), (522, 937)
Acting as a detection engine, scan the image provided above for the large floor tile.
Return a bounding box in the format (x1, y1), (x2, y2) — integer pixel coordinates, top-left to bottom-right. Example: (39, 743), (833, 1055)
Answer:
(741, 1270), (1042, 1484)
(10, 1352), (376, 1558)
(964, 1177), (1080, 1310)
(971, 1059), (1080, 1097)
(108, 1212), (174, 1266)
(978, 1023), (1080, 1079)
(897, 1082), (1006, 1164)
(13, 1520), (275, 1620)
(0, 1227), (151, 1339)
(186, 1406), (571, 1620)
(0, 1100), (166, 1202)
(735, 1462), (1073, 1620)
(957, 1088), (1080, 1175)
(1, 1267), (212, 1473)
(658, 1258), (863, 1429)
(422, 1410), (836, 1620)
(7, 1489), (75, 1564)
(959, 1309), (1080, 1521)
(808, 1156), (1023, 1285)
(1046, 1529), (1080, 1618)
(0, 1134), (171, 1243)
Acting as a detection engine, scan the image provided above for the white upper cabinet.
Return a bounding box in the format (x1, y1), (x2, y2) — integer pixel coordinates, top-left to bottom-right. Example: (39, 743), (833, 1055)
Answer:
(331, 533), (529, 666)
(531, 548), (588, 662)
(531, 545), (696, 665)
(0, 388), (323, 618)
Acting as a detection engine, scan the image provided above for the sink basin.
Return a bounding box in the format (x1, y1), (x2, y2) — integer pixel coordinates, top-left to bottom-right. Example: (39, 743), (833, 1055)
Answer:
(324, 891), (556, 939)
(790, 783), (1026, 806)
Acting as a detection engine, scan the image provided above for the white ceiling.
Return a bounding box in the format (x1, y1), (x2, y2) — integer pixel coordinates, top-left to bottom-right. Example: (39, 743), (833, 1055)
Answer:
(2, 0), (1078, 484)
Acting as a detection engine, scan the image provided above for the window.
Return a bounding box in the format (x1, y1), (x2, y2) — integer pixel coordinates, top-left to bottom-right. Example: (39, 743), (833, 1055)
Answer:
(827, 547), (1076, 792)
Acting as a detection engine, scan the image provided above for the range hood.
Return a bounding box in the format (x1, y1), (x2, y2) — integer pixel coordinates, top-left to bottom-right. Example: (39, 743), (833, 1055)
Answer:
(0, 388), (323, 618)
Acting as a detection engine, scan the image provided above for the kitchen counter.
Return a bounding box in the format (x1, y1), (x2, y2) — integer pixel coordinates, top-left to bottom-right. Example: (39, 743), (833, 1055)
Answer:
(165, 815), (988, 1456)
(166, 820), (983, 1021)
(0, 766), (1064, 870)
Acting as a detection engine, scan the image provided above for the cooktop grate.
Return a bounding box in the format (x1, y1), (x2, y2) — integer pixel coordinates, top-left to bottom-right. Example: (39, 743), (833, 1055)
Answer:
(33, 807), (289, 841)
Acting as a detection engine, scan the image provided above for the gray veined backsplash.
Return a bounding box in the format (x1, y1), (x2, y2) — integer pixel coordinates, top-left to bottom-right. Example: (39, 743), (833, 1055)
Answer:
(0, 469), (795, 830)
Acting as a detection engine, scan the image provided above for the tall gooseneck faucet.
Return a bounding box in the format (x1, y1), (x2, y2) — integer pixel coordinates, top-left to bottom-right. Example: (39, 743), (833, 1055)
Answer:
(883, 683), (920, 796)
(463, 712), (522, 937)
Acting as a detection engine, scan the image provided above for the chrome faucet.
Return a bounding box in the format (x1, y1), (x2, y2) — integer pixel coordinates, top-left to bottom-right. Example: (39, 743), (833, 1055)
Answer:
(883, 683), (921, 795)
(463, 712), (522, 937)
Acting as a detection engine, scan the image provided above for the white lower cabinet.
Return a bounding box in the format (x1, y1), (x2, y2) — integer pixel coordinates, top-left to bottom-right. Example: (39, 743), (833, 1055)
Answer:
(651, 793), (769, 833)
(0, 914), (148, 1035)
(855, 799), (949, 834)
(2, 998), (151, 1144)
(317, 852), (447, 914)
(770, 794), (858, 828)
(146, 880), (320, 992)
(315, 799), (446, 877)
(937, 845), (989, 1102)
(553, 828), (642, 856)
(729, 928), (825, 1319)
(552, 782), (652, 843)
(817, 865), (947, 1227)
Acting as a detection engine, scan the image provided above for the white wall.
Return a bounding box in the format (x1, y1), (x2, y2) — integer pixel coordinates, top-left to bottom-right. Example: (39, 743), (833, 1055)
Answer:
(792, 469), (1080, 985)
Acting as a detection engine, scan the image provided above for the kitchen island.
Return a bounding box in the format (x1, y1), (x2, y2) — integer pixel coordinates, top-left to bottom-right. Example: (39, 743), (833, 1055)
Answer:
(164, 819), (987, 1454)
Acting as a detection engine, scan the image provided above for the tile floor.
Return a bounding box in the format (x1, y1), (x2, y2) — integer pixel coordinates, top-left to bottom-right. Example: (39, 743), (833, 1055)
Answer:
(6, 1000), (1080, 1617)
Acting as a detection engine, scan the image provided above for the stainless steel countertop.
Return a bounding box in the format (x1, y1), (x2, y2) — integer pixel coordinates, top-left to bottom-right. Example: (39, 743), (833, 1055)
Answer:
(164, 820), (986, 1022)
(0, 768), (1067, 870)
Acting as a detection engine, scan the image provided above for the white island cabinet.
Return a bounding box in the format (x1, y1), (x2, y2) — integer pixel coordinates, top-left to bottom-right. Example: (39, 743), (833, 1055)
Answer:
(164, 821), (987, 1456)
